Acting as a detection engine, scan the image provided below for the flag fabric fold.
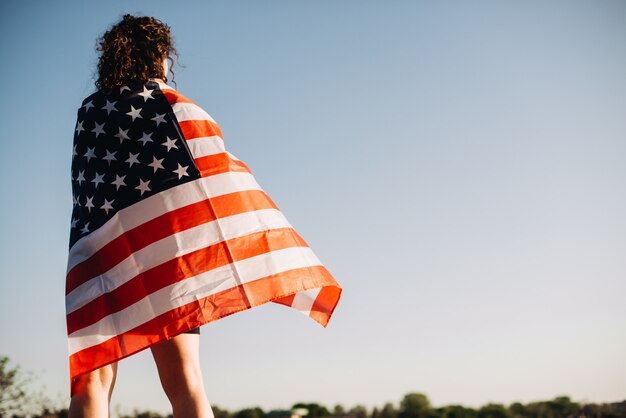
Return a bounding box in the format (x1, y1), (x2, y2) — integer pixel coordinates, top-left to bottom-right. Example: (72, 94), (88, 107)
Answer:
(66, 78), (342, 394)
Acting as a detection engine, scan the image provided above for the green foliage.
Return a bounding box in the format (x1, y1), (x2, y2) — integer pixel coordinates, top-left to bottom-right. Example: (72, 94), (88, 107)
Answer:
(120, 411), (166, 418)
(547, 397), (581, 418)
(399, 393), (432, 418)
(235, 407), (265, 418)
(334, 405), (346, 416)
(349, 405), (368, 418)
(514, 397), (583, 418)
(510, 403), (527, 418)
(292, 403), (331, 418)
(32, 409), (69, 418)
(213, 404), (234, 418)
(440, 405), (478, 418)
(379, 402), (399, 418)
(478, 404), (512, 418)
(0, 356), (28, 418)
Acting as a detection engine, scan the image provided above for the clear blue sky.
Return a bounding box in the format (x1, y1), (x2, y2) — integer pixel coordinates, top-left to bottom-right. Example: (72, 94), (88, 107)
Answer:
(0, 0), (625, 415)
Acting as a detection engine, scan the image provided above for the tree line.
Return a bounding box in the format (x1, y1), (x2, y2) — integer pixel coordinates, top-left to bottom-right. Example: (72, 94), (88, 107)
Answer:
(2, 356), (625, 418)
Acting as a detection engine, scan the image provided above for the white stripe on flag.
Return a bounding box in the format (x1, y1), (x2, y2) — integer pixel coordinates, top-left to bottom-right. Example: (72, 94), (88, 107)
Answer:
(226, 151), (240, 161)
(66, 208), (294, 314)
(291, 287), (322, 316)
(156, 81), (173, 91)
(68, 246), (323, 354)
(171, 102), (216, 123)
(186, 136), (225, 159)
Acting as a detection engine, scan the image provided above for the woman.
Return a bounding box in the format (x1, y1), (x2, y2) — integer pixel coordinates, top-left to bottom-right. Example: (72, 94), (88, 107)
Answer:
(67, 13), (341, 418)
(68, 14), (213, 418)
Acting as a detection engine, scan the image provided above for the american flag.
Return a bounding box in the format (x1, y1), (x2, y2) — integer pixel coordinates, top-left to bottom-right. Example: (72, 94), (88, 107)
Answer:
(66, 78), (342, 393)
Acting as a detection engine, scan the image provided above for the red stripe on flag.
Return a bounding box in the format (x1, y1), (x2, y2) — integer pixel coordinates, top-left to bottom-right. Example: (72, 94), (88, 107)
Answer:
(273, 294), (296, 307)
(310, 285), (343, 327)
(194, 153), (251, 177)
(161, 89), (196, 106)
(179, 119), (223, 140)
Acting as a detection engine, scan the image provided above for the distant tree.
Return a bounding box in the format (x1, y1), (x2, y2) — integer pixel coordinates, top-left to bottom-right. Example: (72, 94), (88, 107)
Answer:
(509, 403), (528, 418)
(0, 355), (29, 418)
(267, 409), (293, 418)
(518, 398), (583, 418)
(349, 405), (368, 418)
(213, 405), (233, 418)
(399, 393), (432, 418)
(293, 403), (330, 418)
(547, 397), (580, 418)
(333, 405), (346, 416)
(33, 408), (69, 418)
(440, 405), (477, 418)
(372, 407), (380, 418)
(380, 402), (398, 418)
(235, 407), (265, 418)
(525, 402), (548, 418)
(136, 412), (165, 418)
(581, 403), (602, 418)
(477, 404), (511, 418)
(119, 410), (165, 418)
(604, 401), (626, 418)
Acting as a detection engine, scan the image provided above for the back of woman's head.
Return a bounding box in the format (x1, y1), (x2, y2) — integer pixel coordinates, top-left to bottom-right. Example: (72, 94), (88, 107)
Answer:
(95, 14), (178, 92)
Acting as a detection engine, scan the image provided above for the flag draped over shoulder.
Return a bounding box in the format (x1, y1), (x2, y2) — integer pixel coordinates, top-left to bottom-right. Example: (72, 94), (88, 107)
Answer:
(66, 78), (342, 393)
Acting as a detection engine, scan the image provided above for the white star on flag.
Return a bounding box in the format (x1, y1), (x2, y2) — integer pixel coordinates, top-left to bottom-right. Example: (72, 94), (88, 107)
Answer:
(111, 174), (126, 190)
(91, 172), (105, 187)
(125, 152), (140, 167)
(75, 121), (85, 135)
(173, 164), (189, 179)
(102, 100), (118, 115)
(126, 105), (143, 121)
(151, 113), (166, 126)
(114, 127), (130, 143)
(84, 147), (97, 162)
(135, 179), (151, 195)
(138, 86), (155, 102)
(148, 156), (165, 173)
(138, 131), (154, 146)
(102, 150), (117, 165)
(76, 170), (85, 185)
(84, 196), (94, 212)
(162, 136), (178, 151)
(92, 122), (106, 138)
(100, 199), (114, 215)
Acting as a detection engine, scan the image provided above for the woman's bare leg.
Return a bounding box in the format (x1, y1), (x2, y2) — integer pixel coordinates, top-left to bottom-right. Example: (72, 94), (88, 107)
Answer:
(150, 333), (213, 418)
(68, 362), (117, 418)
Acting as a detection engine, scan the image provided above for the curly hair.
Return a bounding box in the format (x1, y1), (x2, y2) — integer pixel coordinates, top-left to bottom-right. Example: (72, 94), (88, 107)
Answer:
(94, 14), (179, 92)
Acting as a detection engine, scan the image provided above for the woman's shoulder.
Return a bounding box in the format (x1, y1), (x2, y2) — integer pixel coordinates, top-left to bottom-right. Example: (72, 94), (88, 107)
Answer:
(78, 78), (169, 106)
(150, 80), (220, 127)
(149, 78), (201, 108)
(76, 78), (220, 134)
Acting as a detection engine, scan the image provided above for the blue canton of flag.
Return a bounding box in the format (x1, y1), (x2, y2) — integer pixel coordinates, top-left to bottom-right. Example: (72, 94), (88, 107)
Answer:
(70, 81), (201, 248)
